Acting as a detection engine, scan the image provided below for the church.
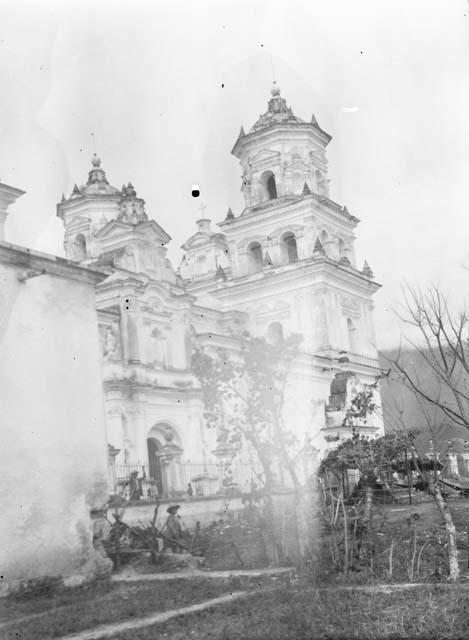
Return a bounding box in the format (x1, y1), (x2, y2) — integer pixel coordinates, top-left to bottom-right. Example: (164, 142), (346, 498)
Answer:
(57, 84), (384, 499)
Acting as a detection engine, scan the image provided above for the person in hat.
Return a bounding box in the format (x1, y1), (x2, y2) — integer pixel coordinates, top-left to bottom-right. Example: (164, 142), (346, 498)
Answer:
(165, 505), (183, 552)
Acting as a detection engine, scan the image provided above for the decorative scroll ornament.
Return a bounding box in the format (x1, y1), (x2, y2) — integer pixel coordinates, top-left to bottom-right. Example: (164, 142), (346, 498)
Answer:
(341, 295), (360, 318)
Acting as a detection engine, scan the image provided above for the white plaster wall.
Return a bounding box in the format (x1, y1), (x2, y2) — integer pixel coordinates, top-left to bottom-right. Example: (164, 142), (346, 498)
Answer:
(0, 262), (109, 591)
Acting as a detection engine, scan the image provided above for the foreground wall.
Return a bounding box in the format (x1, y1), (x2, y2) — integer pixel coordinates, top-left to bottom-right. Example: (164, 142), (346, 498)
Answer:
(0, 244), (110, 593)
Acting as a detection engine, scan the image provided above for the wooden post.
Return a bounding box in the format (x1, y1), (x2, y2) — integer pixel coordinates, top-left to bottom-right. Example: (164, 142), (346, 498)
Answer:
(405, 448), (412, 505)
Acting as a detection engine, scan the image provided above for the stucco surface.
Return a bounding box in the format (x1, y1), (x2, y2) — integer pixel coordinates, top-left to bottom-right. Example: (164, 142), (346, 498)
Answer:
(0, 255), (110, 590)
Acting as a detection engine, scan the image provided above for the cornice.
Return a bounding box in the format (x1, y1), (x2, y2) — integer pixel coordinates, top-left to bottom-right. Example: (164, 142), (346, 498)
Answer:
(187, 257), (380, 301)
(0, 241), (107, 286)
(218, 193), (358, 233)
(232, 121), (332, 157)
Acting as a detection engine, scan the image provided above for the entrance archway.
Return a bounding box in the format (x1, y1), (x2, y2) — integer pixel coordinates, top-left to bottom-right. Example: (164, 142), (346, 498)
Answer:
(147, 437), (163, 495)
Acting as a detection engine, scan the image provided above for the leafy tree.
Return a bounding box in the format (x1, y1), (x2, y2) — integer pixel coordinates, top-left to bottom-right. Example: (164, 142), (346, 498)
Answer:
(192, 331), (303, 562)
(319, 432), (406, 572)
(192, 331), (302, 495)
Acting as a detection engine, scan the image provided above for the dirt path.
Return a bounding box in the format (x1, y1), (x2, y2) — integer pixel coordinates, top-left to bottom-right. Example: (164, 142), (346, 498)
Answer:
(111, 566), (295, 583)
(57, 590), (251, 640)
(0, 567), (294, 634)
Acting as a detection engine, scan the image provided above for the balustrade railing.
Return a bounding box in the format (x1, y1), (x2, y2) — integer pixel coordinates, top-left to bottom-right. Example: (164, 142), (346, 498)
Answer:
(113, 460), (257, 500)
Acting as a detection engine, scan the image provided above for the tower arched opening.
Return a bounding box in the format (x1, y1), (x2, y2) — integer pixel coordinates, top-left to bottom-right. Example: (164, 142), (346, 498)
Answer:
(247, 241), (263, 273)
(260, 170), (278, 201)
(338, 238), (346, 259)
(281, 232), (299, 264)
(72, 234), (87, 262)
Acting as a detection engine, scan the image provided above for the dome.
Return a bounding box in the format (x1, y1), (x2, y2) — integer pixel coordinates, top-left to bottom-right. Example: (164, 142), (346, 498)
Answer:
(271, 82), (281, 96)
(80, 155), (120, 197)
(250, 85), (304, 133)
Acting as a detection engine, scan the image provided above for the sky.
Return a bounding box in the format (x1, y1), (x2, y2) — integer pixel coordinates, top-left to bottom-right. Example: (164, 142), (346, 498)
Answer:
(1, 0), (469, 349)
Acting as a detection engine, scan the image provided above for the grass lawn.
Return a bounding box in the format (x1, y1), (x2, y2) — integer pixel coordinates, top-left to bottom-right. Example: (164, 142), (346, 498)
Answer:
(0, 576), (273, 640)
(110, 583), (469, 640)
(385, 496), (469, 529)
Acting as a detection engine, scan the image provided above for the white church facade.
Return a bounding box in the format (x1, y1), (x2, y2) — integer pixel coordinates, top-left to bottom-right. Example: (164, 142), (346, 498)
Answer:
(58, 85), (384, 499)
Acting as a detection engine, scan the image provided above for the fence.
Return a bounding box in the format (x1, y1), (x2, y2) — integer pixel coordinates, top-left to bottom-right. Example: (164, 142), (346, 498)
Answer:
(113, 460), (257, 500)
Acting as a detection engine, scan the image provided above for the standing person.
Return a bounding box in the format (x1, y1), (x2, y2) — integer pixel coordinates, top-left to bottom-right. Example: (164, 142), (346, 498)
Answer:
(129, 471), (142, 501)
(164, 505), (183, 552)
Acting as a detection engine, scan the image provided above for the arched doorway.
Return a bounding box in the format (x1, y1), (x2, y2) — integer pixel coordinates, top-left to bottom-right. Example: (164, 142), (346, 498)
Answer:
(147, 437), (163, 495)
(267, 321), (284, 346)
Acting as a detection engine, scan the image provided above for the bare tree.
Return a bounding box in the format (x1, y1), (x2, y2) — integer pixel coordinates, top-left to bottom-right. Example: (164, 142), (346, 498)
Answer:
(393, 285), (469, 429)
(386, 284), (467, 581)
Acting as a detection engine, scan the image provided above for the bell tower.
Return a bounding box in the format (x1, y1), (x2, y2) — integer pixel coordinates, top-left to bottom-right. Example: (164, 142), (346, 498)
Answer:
(232, 83), (331, 211)
(57, 154), (121, 263)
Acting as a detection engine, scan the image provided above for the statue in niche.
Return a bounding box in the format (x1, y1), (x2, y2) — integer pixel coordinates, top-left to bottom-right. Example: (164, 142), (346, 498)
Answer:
(103, 324), (119, 360)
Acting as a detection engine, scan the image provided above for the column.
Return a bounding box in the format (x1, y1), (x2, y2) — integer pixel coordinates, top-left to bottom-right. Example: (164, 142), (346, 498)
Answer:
(128, 408), (147, 465)
(106, 407), (124, 450)
(122, 296), (141, 363)
(107, 444), (121, 495)
(213, 442), (237, 494)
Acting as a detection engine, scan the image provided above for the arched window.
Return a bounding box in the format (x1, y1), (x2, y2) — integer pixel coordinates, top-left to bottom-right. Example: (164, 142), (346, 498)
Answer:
(267, 322), (284, 345)
(281, 232), (299, 263)
(247, 241), (263, 273)
(347, 318), (358, 353)
(320, 230), (329, 256)
(316, 169), (326, 195)
(338, 238), (346, 259)
(260, 170), (277, 201)
(293, 171), (303, 194)
(196, 255), (207, 275)
(72, 234), (87, 262)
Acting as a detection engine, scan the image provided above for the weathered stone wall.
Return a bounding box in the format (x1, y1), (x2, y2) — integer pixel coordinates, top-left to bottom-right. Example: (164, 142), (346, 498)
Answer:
(119, 488), (318, 568)
(0, 246), (110, 594)
(122, 495), (245, 529)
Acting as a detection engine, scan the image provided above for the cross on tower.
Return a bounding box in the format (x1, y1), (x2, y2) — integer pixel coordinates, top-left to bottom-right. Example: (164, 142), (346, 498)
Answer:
(198, 202), (208, 218)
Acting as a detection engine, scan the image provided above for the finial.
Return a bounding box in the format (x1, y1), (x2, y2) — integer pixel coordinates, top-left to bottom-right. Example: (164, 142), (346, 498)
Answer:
(91, 153), (101, 168)
(271, 81), (281, 97)
(216, 265), (227, 282)
(362, 260), (374, 279)
(121, 182), (137, 198)
(238, 125), (246, 139)
(71, 184), (81, 197)
(302, 182), (311, 196)
(311, 114), (319, 126)
(263, 250), (273, 267)
(225, 207), (234, 220)
(61, 193), (66, 202)
(313, 238), (326, 257)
